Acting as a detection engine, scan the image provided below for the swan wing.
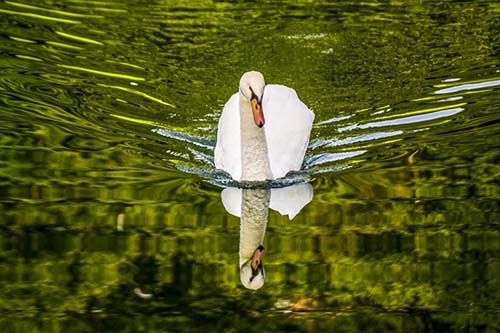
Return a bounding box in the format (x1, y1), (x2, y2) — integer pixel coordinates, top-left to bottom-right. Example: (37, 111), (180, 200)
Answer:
(263, 84), (314, 179)
(214, 93), (241, 180)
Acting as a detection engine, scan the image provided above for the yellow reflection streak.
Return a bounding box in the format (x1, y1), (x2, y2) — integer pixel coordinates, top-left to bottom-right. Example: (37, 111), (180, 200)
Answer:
(65, 0), (124, 5)
(46, 41), (84, 50)
(412, 96), (446, 102)
(5, 1), (104, 18)
(0, 8), (81, 24)
(98, 84), (175, 108)
(58, 65), (145, 81)
(355, 107), (371, 113)
(109, 114), (162, 127)
(10, 36), (36, 43)
(69, 6), (128, 13)
(16, 55), (43, 62)
(56, 31), (103, 46)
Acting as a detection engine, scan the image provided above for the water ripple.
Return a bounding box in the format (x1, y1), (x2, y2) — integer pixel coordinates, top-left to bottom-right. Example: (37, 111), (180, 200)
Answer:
(55, 31), (104, 45)
(315, 115), (352, 126)
(305, 150), (367, 168)
(310, 131), (403, 149)
(0, 72), (80, 112)
(57, 64), (145, 81)
(5, 1), (104, 18)
(0, 8), (81, 24)
(338, 107), (465, 132)
(434, 78), (500, 95)
(1, 0), (499, 192)
(153, 128), (214, 150)
(98, 84), (175, 108)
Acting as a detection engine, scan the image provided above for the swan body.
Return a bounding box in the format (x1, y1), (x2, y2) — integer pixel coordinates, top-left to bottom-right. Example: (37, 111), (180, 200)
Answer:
(215, 71), (314, 181)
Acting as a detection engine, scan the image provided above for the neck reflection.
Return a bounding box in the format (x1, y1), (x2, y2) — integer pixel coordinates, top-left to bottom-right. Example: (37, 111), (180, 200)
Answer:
(221, 183), (313, 290)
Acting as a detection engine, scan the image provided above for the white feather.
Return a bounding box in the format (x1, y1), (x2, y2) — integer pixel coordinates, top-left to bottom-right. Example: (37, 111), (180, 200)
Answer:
(214, 93), (241, 180)
(263, 84), (314, 179)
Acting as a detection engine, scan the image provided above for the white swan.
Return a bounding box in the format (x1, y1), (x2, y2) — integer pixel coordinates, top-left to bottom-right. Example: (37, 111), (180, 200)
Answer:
(215, 71), (314, 181)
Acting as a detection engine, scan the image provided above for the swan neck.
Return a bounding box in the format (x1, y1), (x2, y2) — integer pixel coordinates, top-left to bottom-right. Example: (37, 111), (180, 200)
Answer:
(239, 97), (272, 181)
(239, 189), (270, 267)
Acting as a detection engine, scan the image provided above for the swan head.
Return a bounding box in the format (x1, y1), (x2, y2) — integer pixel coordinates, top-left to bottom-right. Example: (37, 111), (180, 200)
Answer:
(239, 71), (266, 128)
(240, 245), (265, 290)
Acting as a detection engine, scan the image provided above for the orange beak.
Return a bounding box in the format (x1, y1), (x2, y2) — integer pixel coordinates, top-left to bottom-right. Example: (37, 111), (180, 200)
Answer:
(251, 245), (265, 271)
(251, 97), (265, 128)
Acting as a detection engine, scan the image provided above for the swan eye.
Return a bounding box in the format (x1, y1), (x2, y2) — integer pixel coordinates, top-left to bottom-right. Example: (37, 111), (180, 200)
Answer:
(249, 86), (257, 100)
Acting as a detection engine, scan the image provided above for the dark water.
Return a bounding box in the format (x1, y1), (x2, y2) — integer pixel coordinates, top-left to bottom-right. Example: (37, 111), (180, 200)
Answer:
(1, 0), (500, 332)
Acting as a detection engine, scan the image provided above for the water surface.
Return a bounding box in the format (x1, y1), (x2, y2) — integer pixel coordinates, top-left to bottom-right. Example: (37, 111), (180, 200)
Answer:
(1, 0), (500, 332)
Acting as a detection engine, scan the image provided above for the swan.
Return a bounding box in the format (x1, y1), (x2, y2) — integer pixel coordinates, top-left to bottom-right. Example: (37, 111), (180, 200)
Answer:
(214, 71), (314, 181)
(239, 188), (270, 290)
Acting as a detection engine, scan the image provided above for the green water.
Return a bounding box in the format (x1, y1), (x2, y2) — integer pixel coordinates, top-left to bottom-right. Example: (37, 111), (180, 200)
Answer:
(1, 0), (500, 332)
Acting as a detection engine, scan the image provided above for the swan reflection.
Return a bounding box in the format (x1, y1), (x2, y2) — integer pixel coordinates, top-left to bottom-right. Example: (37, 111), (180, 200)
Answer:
(221, 183), (313, 289)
